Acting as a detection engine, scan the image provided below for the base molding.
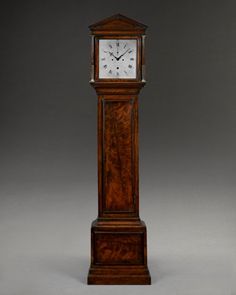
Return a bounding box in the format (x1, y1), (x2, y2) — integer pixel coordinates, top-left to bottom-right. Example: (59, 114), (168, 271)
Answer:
(88, 265), (151, 285)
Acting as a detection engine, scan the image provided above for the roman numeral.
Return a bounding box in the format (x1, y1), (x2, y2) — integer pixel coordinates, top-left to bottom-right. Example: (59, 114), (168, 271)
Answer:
(104, 65), (107, 69)
(128, 50), (133, 54)
(128, 64), (132, 69)
(101, 57), (106, 61)
(130, 58), (134, 61)
(109, 44), (112, 49)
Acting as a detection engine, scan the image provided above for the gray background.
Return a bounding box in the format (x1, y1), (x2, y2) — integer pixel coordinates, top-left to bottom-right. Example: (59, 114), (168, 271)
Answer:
(0, 0), (235, 294)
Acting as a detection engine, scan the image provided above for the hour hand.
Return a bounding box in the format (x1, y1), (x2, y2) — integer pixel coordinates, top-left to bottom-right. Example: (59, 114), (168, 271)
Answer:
(103, 50), (118, 60)
(109, 51), (118, 60)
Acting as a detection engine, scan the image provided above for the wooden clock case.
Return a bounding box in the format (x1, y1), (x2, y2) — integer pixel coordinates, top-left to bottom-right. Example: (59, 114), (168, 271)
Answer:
(87, 14), (151, 285)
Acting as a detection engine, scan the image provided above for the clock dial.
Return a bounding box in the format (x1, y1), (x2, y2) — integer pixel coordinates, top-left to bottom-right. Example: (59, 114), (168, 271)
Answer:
(99, 39), (137, 79)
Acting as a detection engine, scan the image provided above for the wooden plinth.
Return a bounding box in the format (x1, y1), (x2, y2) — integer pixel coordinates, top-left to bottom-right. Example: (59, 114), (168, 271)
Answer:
(87, 219), (151, 285)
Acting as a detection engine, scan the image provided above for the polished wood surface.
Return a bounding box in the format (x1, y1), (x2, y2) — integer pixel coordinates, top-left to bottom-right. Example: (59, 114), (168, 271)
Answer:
(103, 98), (134, 212)
(98, 94), (139, 218)
(88, 14), (151, 285)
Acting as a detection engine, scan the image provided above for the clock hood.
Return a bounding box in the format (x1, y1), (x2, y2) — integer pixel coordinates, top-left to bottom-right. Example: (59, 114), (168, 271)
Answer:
(89, 14), (147, 35)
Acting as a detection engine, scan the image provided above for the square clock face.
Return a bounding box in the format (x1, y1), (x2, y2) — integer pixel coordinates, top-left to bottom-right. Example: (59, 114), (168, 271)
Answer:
(99, 39), (137, 79)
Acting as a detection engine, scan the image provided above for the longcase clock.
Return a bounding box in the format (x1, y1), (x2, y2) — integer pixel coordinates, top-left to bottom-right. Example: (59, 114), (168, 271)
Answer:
(87, 14), (151, 285)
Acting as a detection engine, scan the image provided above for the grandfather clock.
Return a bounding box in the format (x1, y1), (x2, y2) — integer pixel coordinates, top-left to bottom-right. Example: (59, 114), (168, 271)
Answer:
(87, 14), (151, 285)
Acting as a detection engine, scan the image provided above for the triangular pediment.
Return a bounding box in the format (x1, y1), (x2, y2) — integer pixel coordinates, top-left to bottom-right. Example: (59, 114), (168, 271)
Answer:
(89, 14), (147, 34)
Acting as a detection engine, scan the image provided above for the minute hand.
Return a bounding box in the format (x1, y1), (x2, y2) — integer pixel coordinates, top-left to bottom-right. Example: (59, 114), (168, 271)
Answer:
(117, 48), (130, 61)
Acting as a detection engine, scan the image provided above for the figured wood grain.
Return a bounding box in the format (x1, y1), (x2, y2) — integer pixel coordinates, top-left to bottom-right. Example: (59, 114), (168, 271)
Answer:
(94, 232), (143, 265)
(103, 99), (134, 212)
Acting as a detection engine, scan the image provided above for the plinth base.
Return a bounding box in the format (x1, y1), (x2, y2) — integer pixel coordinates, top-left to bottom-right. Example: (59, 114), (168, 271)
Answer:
(87, 219), (151, 285)
(88, 265), (151, 285)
